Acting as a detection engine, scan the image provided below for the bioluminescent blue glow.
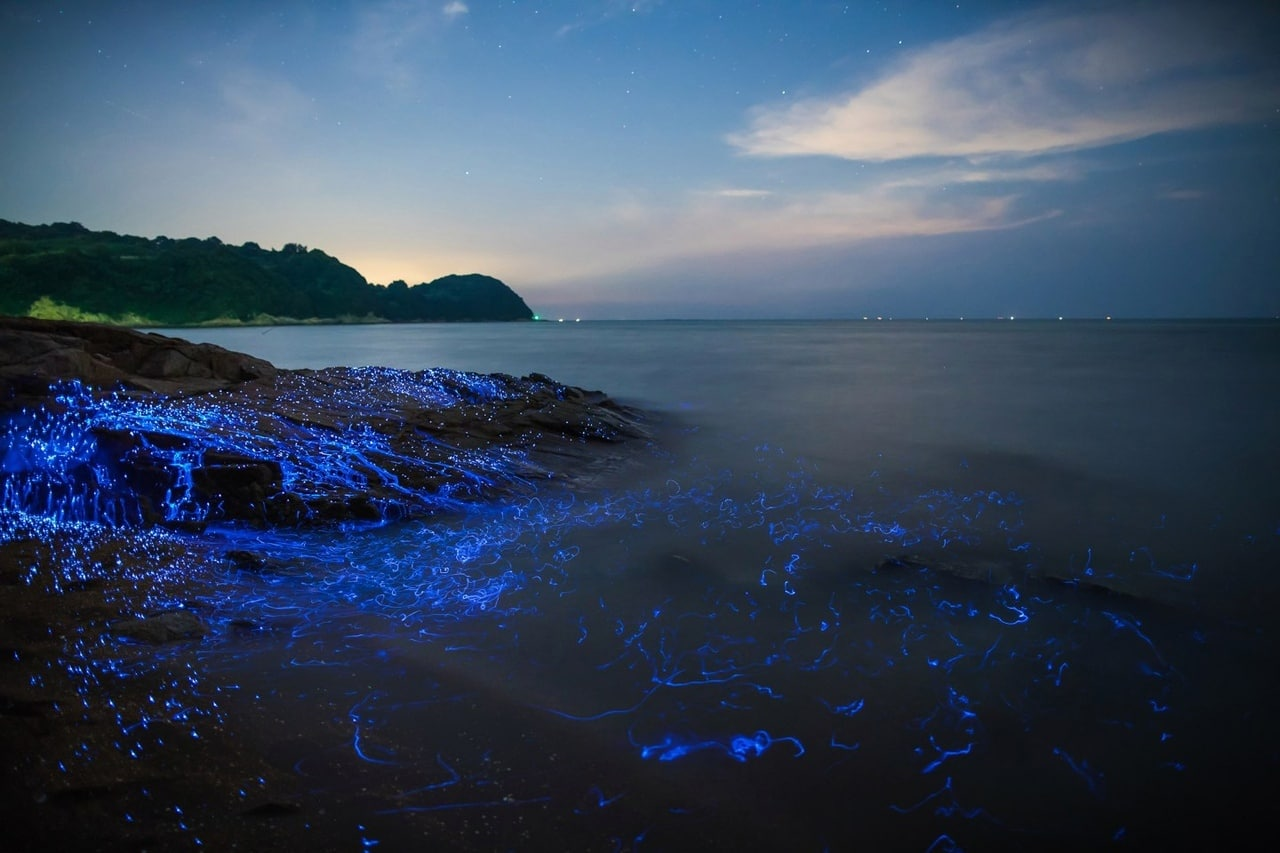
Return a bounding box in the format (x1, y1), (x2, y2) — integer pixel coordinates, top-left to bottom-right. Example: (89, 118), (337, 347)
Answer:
(2, 374), (1269, 849)
(0, 369), (609, 528)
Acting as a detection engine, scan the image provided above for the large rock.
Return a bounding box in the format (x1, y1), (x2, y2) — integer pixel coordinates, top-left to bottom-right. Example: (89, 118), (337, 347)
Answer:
(0, 316), (647, 527)
(0, 316), (275, 402)
(109, 610), (208, 644)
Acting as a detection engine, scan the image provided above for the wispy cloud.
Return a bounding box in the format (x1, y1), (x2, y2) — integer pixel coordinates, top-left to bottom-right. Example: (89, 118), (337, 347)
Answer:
(556, 0), (663, 38)
(730, 5), (1277, 162)
(707, 188), (774, 199)
(877, 160), (1085, 191)
(354, 3), (1270, 291)
(503, 182), (1044, 284)
(351, 0), (468, 90)
(217, 68), (312, 143)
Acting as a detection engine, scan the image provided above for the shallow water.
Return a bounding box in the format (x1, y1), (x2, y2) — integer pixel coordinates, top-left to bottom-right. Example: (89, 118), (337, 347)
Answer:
(55, 320), (1280, 847)
(178, 320), (1280, 611)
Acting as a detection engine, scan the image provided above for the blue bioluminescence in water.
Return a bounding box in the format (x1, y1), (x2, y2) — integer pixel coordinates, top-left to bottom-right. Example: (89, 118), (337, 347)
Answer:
(1, 371), (1271, 850)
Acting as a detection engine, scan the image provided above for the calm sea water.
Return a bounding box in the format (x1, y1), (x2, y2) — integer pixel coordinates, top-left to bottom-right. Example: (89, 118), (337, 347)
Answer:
(157, 320), (1279, 850)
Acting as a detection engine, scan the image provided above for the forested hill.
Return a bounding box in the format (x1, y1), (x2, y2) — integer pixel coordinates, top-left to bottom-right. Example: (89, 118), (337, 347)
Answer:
(0, 220), (535, 326)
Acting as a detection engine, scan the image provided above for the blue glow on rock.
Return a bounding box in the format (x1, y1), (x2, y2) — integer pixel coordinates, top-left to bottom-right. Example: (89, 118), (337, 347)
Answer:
(0, 370), (578, 527)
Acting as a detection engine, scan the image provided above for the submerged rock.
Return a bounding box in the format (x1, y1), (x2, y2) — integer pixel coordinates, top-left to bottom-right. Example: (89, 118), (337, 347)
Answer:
(875, 553), (1019, 585)
(109, 610), (207, 644)
(876, 552), (1146, 602)
(0, 316), (648, 527)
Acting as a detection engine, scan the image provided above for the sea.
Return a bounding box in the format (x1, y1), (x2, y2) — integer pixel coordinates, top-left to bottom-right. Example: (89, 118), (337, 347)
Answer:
(151, 319), (1279, 850)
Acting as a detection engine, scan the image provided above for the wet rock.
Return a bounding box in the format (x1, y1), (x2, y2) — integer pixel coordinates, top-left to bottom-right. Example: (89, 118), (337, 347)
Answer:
(1, 317), (649, 527)
(1039, 571), (1139, 599)
(877, 553), (1147, 603)
(110, 610), (207, 644)
(876, 554), (1018, 585)
(224, 549), (268, 571)
(243, 800), (303, 817)
(0, 690), (60, 718)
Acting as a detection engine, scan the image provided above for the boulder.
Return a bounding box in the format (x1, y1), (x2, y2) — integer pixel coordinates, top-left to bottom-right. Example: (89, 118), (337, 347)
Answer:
(0, 316), (648, 527)
(109, 610), (208, 644)
(0, 316), (275, 403)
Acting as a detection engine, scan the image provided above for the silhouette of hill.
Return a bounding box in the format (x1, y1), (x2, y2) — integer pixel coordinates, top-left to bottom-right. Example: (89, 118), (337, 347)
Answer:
(0, 220), (534, 325)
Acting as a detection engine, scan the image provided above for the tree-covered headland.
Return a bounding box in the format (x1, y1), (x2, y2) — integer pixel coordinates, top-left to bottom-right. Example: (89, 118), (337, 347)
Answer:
(0, 220), (535, 326)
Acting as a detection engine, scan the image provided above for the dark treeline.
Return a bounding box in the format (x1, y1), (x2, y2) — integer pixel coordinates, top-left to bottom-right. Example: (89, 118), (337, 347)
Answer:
(0, 220), (534, 325)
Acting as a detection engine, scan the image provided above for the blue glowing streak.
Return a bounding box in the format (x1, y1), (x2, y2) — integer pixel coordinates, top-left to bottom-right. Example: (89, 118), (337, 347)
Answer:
(635, 729), (804, 762)
(1100, 610), (1170, 669)
(1052, 746), (1104, 797)
(890, 776), (956, 814)
(825, 698), (865, 716)
(399, 755), (461, 796)
(921, 735), (975, 774)
(349, 693), (397, 765)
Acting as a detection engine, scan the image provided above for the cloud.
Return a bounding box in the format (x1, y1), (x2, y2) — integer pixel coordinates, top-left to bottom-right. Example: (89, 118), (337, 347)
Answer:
(707, 188), (774, 199)
(730, 5), (1278, 162)
(502, 182), (1046, 286)
(557, 0), (664, 38)
(351, 0), (465, 90)
(217, 68), (312, 144)
(877, 160), (1085, 191)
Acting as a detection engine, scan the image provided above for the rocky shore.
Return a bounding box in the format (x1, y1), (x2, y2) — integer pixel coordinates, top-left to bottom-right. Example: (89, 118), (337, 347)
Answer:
(1, 316), (647, 526)
(0, 317), (648, 850)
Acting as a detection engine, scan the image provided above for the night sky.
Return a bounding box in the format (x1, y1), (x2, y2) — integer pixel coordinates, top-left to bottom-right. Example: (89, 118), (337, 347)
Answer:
(3, 1), (1277, 319)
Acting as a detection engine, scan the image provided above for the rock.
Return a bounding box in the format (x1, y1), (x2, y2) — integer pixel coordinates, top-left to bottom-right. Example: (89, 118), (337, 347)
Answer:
(109, 610), (207, 644)
(1, 316), (649, 527)
(243, 800), (303, 817)
(0, 316), (275, 403)
(876, 553), (1146, 603)
(875, 553), (1018, 585)
(1039, 571), (1139, 600)
(0, 690), (60, 718)
(224, 549), (268, 571)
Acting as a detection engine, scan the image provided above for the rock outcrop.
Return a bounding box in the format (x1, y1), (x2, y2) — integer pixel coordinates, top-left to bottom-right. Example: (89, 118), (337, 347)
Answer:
(0, 315), (276, 402)
(0, 316), (647, 528)
(0, 317), (649, 851)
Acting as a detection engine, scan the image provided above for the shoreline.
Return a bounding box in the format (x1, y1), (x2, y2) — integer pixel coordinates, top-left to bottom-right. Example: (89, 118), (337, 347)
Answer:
(0, 316), (650, 849)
